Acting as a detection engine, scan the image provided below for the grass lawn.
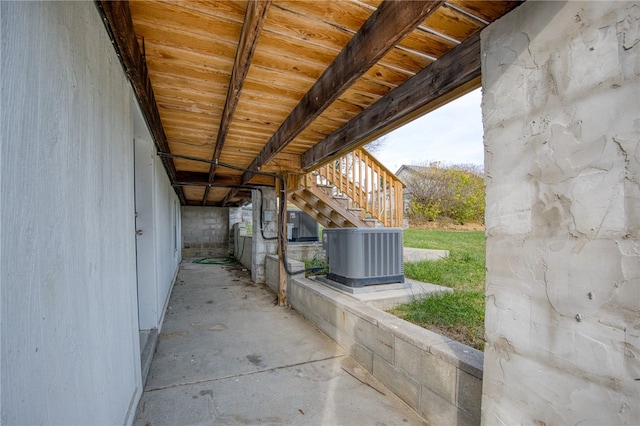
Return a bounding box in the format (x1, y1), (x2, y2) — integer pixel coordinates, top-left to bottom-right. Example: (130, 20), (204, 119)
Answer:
(390, 228), (486, 351)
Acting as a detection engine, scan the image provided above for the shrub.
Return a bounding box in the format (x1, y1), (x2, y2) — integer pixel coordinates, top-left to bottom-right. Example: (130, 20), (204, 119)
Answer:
(404, 162), (484, 224)
(303, 252), (328, 276)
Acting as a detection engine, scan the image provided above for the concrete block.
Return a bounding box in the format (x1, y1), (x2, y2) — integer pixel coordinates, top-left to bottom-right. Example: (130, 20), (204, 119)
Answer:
(288, 288), (372, 371)
(375, 327), (394, 364)
(430, 340), (484, 379)
(344, 300), (386, 325)
(373, 355), (419, 410)
(342, 310), (374, 345)
(287, 276), (487, 423)
(308, 291), (334, 326)
(308, 280), (360, 309)
(395, 338), (456, 403)
(325, 319), (374, 373)
(348, 339), (374, 373)
(457, 370), (482, 420)
(340, 309), (395, 363)
(386, 318), (452, 353)
(419, 386), (477, 426)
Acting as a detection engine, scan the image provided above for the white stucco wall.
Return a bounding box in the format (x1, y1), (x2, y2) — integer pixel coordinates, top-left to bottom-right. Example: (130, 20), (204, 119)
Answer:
(134, 107), (181, 332)
(482, 2), (639, 424)
(154, 157), (182, 323)
(0, 2), (180, 424)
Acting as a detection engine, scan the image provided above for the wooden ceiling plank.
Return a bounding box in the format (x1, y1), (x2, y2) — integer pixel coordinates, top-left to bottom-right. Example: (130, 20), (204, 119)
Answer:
(276, 1), (372, 34)
(145, 57), (230, 83)
(241, 0), (445, 184)
(202, 0), (272, 205)
(96, 0), (185, 204)
(422, 4), (485, 42)
(446, 0), (522, 23)
(301, 32), (481, 170)
(130, 1), (244, 45)
(264, 4), (352, 53)
(250, 58), (320, 88)
(153, 84), (226, 104)
(175, 1), (247, 26)
(249, 31), (342, 74)
(132, 19), (239, 60)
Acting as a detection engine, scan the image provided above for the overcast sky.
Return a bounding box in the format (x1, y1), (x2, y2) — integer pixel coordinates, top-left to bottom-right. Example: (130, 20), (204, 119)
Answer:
(372, 88), (484, 173)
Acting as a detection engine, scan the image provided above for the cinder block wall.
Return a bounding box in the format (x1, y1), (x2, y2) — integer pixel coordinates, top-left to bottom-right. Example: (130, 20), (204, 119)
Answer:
(233, 224), (253, 271)
(482, 2), (640, 424)
(286, 242), (324, 262)
(268, 268), (484, 425)
(251, 189), (278, 283)
(181, 207), (229, 258)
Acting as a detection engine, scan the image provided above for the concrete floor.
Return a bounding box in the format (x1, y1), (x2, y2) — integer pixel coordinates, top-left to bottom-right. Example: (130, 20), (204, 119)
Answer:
(134, 260), (426, 425)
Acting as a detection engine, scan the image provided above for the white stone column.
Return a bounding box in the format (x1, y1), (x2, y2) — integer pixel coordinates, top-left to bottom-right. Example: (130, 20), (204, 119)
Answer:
(481, 2), (639, 424)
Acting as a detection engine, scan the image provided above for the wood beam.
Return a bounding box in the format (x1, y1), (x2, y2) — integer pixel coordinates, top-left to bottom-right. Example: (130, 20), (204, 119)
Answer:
(241, 0), (444, 184)
(95, 0), (185, 205)
(227, 188), (241, 202)
(202, 0), (271, 205)
(175, 171), (275, 187)
(276, 176), (287, 306)
(301, 32), (481, 170)
(220, 190), (234, 207)
(259, 152), (303, 174)
(185, 193), (251, 208)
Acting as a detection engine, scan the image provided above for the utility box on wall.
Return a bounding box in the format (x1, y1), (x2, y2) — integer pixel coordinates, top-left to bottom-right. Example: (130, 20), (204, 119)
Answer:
(323, 228), (404, 287)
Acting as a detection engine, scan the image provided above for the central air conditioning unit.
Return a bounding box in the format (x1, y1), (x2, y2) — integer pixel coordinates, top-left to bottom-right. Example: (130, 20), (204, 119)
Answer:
(323, 228), (404, 287)
(287, 210), (319, 242)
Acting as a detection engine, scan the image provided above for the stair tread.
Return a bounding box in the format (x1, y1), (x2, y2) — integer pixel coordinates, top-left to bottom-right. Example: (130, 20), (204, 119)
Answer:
(289, 178), (392, 229)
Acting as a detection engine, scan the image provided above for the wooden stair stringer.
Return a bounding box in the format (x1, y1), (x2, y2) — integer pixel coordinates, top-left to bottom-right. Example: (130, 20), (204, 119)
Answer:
(288, 184), (374, 229)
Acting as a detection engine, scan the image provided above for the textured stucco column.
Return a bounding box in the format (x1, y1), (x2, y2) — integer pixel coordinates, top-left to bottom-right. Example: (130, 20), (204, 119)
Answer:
(481, 2), (639, 424)
(251, 188), (278, 283)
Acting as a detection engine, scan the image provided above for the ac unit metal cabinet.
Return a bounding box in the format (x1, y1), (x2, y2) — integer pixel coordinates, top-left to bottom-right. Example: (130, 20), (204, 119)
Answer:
(287, 210), (319, 242)
(323, 228), (404, 287)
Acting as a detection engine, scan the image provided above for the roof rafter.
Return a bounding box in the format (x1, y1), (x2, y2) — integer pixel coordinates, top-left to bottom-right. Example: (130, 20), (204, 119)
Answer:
(95, 0), (186, 205)
(241, 0), (445, 185)
(202, 0), (272, 205)
(301, 32), (482, 170)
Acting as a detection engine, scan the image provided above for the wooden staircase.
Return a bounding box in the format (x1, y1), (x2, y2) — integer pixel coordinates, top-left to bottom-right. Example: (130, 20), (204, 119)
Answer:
(288, 148), (404, 228)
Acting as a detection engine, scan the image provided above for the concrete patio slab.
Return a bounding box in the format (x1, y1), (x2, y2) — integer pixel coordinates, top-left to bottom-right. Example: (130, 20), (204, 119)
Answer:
(313, 276), (453, 311)
(403, 247), (449, 262)
(134, 260), (426, 425)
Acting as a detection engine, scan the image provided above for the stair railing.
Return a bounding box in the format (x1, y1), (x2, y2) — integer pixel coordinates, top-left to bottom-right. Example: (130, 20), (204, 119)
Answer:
(313, 148), (404, 227)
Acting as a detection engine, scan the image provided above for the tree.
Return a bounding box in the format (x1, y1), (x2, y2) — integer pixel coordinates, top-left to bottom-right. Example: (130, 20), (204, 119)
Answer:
(364, 136), (387, 154)
(404, 162), (485, 224)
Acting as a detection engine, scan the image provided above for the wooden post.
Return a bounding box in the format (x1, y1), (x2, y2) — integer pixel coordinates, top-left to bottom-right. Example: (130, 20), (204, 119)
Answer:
(277, 175), (288, 306)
